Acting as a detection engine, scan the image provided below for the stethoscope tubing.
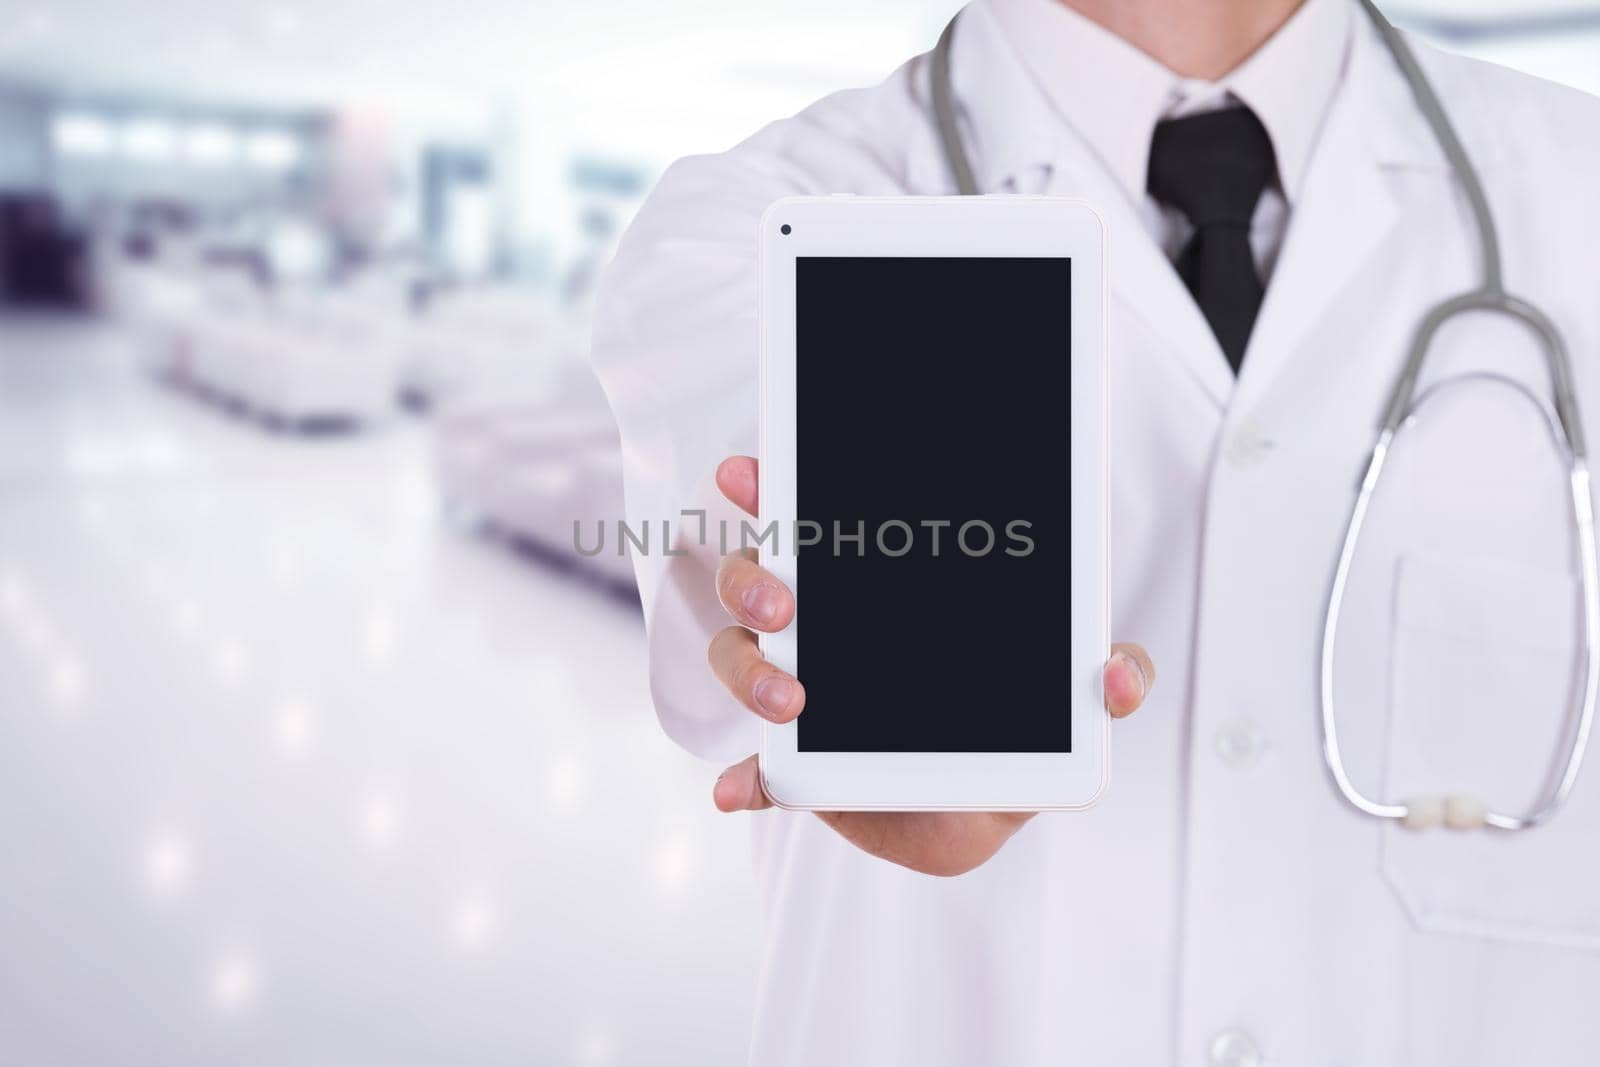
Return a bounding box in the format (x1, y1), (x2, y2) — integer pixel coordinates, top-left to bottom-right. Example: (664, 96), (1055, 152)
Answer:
(930, 0), (1600, 831)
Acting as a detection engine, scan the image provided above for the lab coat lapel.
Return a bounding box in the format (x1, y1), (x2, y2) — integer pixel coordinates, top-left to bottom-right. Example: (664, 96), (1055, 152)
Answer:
(1043, 131), (1235, 410)
(944, 6), (1233, 409)
(1230, 26), (1402, 415)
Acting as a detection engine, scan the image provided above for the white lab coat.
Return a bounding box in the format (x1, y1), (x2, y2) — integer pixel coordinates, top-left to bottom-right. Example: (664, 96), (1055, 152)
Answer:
(591, 3), (1600, 1063)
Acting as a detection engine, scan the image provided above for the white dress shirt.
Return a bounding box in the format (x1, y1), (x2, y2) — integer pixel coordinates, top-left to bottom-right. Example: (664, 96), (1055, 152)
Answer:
(990, 0), (1352, 278)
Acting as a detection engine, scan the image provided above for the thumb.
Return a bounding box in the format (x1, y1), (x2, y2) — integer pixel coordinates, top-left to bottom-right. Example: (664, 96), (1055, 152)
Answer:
(1105, 642), (1155, 719)
(713, 754), (773, 812)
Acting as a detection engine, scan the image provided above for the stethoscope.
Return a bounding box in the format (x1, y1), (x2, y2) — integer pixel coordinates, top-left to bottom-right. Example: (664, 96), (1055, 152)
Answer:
(930, 0), (1600, 831)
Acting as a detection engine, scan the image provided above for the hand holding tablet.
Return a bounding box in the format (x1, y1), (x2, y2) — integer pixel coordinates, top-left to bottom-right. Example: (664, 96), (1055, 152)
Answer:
(708, 456), (1152, 875)
(706, 196), (1151, 873)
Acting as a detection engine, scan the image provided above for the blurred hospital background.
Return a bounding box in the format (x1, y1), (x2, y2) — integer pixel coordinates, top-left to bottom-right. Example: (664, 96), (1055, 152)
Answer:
(0, 1), (1596, 1064)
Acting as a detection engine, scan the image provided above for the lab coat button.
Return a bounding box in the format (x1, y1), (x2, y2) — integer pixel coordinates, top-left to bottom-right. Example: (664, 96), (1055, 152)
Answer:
(1225, 418), (1273, 467)
(1207, 1028), (1262, 1067)
(1214, 716), (1265, 769)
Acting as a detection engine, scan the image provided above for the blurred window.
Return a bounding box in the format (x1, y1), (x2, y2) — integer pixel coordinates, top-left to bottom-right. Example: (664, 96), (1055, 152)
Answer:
(51, 112), (115, 157)
(181, 123), (240, 167)
(243, 130), (303, 171)
(120, 117), (178, 162)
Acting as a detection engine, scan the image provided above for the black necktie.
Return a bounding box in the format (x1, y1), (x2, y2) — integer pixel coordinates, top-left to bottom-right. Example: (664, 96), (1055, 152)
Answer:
(1147, 107), (1277, 372)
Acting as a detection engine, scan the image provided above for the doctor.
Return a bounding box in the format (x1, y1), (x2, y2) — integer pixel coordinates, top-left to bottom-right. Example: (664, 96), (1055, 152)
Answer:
(593, 0), (1600, 1062)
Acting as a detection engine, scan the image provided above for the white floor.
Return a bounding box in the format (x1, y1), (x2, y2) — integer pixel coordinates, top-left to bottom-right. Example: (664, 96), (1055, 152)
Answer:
(0, 312), (763, 1066)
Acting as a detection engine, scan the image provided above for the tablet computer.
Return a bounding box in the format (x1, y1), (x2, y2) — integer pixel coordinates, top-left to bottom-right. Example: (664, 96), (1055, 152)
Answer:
(757, 196), (1108, 811)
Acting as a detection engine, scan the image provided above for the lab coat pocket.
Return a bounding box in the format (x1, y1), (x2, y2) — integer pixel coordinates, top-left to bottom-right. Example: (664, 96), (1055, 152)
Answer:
(1379, 551), (1600, 950)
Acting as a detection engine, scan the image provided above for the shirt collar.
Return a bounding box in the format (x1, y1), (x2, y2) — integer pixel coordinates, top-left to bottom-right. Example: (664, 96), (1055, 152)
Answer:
(983, 0), (1352, 205)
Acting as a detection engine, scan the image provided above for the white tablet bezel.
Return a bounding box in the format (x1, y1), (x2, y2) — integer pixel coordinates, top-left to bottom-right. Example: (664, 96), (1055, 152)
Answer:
(757, 195), (1109, 812)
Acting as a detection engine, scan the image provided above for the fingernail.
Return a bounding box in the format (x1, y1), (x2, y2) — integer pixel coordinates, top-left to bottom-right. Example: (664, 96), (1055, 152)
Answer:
(1115, 651), (1149, 696)
(754, 676), (794, 717)
(743, 582), (782, 624)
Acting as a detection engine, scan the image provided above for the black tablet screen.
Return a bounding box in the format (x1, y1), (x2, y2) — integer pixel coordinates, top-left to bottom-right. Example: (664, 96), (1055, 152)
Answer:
(795, 256), (1073, 753)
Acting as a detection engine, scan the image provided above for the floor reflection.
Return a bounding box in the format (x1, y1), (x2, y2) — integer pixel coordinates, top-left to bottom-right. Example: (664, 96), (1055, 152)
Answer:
(0, 311), (760, 1066)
